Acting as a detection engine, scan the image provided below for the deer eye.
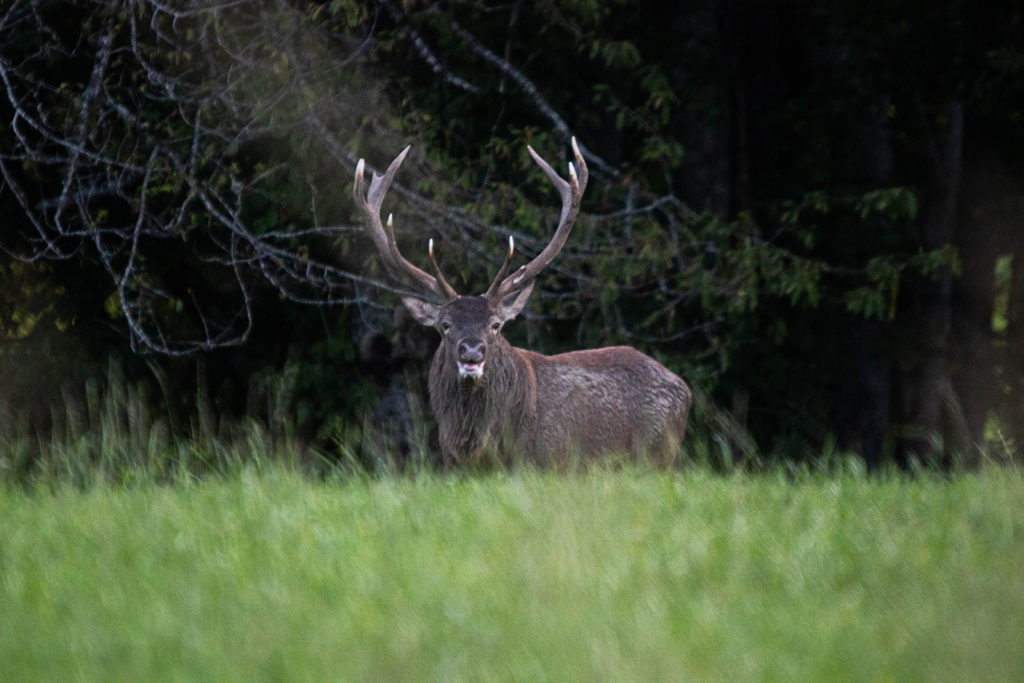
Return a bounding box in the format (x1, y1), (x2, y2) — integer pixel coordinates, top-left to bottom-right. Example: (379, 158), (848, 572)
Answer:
(441, 321), (451, 333)
(491, 321), (501, 332)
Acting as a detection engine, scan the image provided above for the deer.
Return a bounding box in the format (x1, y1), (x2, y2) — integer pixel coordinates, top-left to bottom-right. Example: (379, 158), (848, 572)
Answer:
(353, 138), (692, 467)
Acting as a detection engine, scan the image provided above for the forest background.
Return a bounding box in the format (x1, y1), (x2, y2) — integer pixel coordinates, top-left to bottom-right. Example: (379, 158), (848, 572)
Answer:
(2, 0), (1023, 472)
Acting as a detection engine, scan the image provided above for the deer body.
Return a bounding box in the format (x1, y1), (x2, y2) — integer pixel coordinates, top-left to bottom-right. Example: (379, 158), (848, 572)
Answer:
(354, 140), (692, 466)
(428, 339), (690, 465)
(528, 347), (690, 463)
(435, 345), (690, 465)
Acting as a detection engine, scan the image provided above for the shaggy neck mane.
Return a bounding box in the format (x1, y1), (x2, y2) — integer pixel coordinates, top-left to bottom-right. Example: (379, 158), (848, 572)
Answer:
(430, 337), (529, 461)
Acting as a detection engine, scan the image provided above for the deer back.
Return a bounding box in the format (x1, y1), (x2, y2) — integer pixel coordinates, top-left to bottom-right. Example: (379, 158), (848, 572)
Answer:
(522, 346), (692, 465)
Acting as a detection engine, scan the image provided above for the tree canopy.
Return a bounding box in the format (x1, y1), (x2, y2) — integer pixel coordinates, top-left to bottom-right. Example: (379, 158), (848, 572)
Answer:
(2, 0), (1023, 468)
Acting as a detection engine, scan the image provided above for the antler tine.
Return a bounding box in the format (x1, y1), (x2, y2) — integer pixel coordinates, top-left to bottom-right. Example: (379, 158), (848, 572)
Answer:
(353, 146), (456, 302)
(493, 137), (588, 300)
(484, 235), (518, 298)
(428, 238), (459, 299)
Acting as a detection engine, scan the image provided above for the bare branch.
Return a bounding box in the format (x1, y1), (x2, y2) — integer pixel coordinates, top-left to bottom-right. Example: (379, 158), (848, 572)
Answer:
(0, 0), (708, 357)
(379, 0), (480, 94)
(435, 7), (620, 180)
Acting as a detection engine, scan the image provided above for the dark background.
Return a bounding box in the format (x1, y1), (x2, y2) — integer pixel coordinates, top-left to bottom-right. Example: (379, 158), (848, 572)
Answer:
(2, 0), (1022, 470)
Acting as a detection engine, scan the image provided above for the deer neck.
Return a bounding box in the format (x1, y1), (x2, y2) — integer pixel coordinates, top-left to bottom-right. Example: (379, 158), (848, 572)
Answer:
(429, 340), (524, 460)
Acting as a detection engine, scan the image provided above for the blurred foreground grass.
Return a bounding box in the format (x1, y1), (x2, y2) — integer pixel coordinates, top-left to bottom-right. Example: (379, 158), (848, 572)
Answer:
(1, 465), (1022, 680)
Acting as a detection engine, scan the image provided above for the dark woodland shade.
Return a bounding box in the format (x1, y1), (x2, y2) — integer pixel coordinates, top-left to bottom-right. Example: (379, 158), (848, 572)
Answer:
(2, 0), (1023, 468)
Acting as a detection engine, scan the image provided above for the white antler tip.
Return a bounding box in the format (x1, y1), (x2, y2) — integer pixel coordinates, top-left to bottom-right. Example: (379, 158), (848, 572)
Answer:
(386, 213), (393, 228)
(571, 137), (580, 156)
(428, 238), (434, 255)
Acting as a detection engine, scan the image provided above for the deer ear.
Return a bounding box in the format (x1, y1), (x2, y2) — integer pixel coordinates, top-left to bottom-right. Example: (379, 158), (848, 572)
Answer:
(401, 296), (441, 327)
(498, 281), (535, 322)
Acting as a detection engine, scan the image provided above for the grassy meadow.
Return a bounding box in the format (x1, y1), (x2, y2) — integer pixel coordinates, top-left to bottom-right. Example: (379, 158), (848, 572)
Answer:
(2, 463), (1023, 680)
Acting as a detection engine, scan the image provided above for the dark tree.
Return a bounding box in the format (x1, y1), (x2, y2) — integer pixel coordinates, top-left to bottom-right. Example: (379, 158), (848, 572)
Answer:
(2, 0), (1022, 466)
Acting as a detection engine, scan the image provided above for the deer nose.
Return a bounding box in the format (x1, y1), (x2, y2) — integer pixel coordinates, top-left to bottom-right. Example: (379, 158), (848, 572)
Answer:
(457, 339), (485, 362)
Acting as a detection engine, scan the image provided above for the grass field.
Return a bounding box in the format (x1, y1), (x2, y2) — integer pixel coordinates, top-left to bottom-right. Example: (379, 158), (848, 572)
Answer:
(1, 464), (1022, 680)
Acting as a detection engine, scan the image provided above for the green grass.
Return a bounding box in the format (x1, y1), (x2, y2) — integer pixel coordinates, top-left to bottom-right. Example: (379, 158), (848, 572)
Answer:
(2, 465), (1022, 680)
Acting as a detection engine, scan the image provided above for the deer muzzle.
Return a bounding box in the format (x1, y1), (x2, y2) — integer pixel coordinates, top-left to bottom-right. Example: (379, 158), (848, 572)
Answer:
(457, 339), (485, 379)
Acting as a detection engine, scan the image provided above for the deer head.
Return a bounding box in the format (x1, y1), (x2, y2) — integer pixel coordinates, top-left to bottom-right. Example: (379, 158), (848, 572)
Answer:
(353, 139), (588, 384)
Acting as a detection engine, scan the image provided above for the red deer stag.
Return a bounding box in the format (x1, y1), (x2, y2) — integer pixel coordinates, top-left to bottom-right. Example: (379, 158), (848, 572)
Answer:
(353, 139), (691, 466)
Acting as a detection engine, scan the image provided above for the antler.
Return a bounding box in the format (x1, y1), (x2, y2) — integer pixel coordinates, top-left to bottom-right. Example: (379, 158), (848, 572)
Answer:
(487, 137), (589, 300)
(353, 146), (458, 303)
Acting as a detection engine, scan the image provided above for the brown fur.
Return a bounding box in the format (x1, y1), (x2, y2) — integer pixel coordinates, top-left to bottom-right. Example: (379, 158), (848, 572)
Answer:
(412, 296), (692, 467)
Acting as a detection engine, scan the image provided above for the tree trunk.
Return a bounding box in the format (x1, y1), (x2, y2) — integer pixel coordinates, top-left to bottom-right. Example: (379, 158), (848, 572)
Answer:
(1003, 221), (1024, 464)
(895, 102), (964, 467)
(836, 96), (895, 469)
(949, 137), (1013, 467)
